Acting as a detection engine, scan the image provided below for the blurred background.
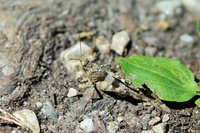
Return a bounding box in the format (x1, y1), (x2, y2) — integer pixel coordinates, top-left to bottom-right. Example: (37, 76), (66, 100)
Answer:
(1, 0), (200, 132)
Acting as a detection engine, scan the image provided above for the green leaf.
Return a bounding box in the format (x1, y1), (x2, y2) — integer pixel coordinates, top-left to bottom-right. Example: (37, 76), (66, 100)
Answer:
(197, 20), (200, 36)
(195, 98), (200, 107)
(116, 56), (200, 105)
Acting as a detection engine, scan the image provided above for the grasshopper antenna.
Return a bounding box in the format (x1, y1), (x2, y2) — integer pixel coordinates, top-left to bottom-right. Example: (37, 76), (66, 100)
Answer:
(70, 34), (83, 62)
(79, 34), (83, 59)
(79, 34), (89, 67)
(70, 34), (89, 68)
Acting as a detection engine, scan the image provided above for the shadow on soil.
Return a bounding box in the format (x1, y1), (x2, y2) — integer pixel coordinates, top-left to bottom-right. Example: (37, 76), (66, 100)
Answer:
(103, 91), (143, 105)
(163, 96), (199, 109)
(141, 84), (199, 109)
(164, 78), (200, 109)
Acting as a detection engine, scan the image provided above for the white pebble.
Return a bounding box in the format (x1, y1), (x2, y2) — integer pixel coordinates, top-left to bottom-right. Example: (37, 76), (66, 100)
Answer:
(155, 0), (181, 16)
(13, 109), (40, 133)
(162, 114), (170, 122)
(117, 117), (123, 122)
(180, 34), (194, 43)
(67, 88), (78, 97)
(111, 31), (130, 55)
(80, 118), (94, 132)
(95, 36), (110, 54)
(60, 42), (95, 72)
(152, 123), (167, 133)
(149, 117), (161, 126)
(181, 0), (200, 16)
(36, 102), (43, 108)
(141, 130), (154, 133)
(107, 121), (118, 133)
(11, 130), (18, 133)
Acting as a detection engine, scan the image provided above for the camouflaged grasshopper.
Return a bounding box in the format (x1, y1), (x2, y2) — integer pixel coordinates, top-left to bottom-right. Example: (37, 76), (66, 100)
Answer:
(75, 35), (143, 101)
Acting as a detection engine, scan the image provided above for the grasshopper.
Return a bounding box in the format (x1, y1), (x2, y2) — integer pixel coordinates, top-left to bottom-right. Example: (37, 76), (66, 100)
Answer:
(76, 35), (143, 101)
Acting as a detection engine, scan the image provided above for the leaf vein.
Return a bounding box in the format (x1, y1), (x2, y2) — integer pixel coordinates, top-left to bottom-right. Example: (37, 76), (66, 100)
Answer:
(129, 62), (186, 88)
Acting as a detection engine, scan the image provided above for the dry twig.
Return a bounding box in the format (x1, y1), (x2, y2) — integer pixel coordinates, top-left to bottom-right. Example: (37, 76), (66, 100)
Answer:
(0, 108), (23, 127)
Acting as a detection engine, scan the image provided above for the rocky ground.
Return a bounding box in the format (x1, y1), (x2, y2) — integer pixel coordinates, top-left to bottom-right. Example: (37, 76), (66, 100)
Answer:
(0, 0), (200, 132)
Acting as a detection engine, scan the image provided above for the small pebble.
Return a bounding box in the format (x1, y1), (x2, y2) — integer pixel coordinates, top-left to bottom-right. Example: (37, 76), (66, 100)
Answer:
(107, 121), (118, 133)
(162, 114), (170, 122)
(140, 24), (149, 31)
(36, 102), (43, 108)
(141, 114), (151, 130)
(55, 20), (65, 27)
(155, 0), (181, 16)
(180, 34), (194, 43)
(111, 31), (130, 55)
(141, 130), (154, 133)
(152, 123), (167, 133)
(40, 124), (47, 130)
(78, 31), (94, 39)
(67, 88), (78, 97)
(80, 118), (94, 132)
(149, 117), (161, 126)
(60, 42), (95, 72)
(41, 101), (57, 120)
(95, 36), (110, 54)
(57, 104), (64, 110)
(157, 20), (169, 30)
(13, 109), (40, 133)
(145, 47), (157, 56)
(11, 130), (19, 133)
(78, 83), (89, 90)
(181, 0), (200, 16)
(117, 117), (123, 122)
(160, 104), (171, 113)
(99, 110), (106, 115)
(179, 109), (191, 116)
